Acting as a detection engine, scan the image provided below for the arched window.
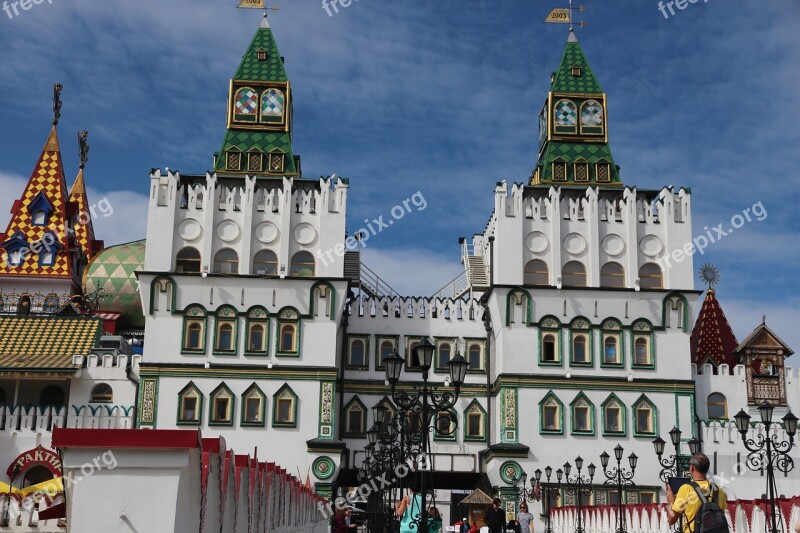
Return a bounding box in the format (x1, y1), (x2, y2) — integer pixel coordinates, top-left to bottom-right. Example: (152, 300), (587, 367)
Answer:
(253, 249), (278, 275)
(602, 394), (626, 436)
(273, 384), (298, 427)
(344, 397), (367, 437)
(90, 383), (113, 403)
(562, 261), (587, 287)
(248, 324), (265, 353)
(707, 393), (727, 420)
(633, 395), (657, 436)
(261, 88), (285, 123)
(183, 306), (207, 353)
(540, 393), (563, 434)
(554, 99), (577, 129)
(464, 401), (486, 441)
(241, 384), (266, 426)
(580, 100), (604, 133)
(434, 410), (457, 440)
(39, 385), (64, 408)
(187, 323), (203, 349)
(573, 334), (588, 364)
(280, 324), (296, 352)
(377, 338), (396, 370)
(176, 247), (201, 273)
(635, 337), (650, 366)
(571, 394), (595, 434)
(233, 87), (258, 122)
(604, 336), (619, 365)
(277, 307), (300, 355)
(524, 260), (549, 286)
(290, 251), (315, 277)
(436, 341), (452, 371)
(217, 323), (234, 352)
(348, 337), (367, 369)
(22, 466), (54, 488)
(213, 249), (239, 274)
(639, 263), (663, 289)
(468, 342), (483, 371)
(600, 262), (625, 288)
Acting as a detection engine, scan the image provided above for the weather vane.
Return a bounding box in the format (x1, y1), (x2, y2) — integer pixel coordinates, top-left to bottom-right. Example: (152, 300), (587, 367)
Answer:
(78, 130), (90, 169)
(52, 83), (63, 126)
(544, 0), (587, 32)
(699, 263), (720, 290)
(236, 0), (279, 20)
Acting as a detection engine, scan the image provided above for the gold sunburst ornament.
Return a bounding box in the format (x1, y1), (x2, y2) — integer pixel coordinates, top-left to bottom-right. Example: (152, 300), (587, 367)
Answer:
(699, 263), (720, 289)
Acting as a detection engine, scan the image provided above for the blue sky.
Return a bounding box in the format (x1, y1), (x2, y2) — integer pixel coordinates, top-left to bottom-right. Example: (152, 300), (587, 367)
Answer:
(0, 0), (798, 353)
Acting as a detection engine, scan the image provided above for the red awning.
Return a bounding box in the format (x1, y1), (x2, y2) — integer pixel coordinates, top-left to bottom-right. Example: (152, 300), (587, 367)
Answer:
(37, 502), (66, 520)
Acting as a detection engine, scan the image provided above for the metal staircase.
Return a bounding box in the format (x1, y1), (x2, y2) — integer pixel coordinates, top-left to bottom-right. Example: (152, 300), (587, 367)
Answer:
(344, 251), (401, 299)
(431, 242), (490, 299)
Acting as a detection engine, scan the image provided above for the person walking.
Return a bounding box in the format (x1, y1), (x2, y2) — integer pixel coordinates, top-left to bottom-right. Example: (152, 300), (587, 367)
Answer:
(486, 498), (506, 533)
(517, 502), (535, 533)
(666, 453), (728, 533)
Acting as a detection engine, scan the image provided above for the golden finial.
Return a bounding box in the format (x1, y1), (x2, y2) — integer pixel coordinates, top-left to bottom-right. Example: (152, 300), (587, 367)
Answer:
(78, 131), (90, 169)
(52, 83), (63, 126)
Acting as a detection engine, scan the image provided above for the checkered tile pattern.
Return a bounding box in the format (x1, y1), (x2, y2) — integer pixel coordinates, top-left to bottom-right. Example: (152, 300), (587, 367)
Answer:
(556, 101), (577, 126)
(551, 42), (603, 94)
(235, 88), (258, 115)
(261, 89), (284, 117)
(234, 27), (288, 82)
(581, 101), (603, 126)
(69, 170), (96, 259)
(1, 142), (72, 278)
(83, 240), (145, 328)
(0, 316), (102, 369)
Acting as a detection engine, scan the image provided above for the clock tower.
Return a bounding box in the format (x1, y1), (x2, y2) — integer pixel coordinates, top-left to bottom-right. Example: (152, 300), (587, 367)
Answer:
(532, 30), (621, 186)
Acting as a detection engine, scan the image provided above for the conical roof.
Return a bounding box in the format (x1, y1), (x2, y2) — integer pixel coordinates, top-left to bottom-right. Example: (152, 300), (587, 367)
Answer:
(690, 289), (739, 371)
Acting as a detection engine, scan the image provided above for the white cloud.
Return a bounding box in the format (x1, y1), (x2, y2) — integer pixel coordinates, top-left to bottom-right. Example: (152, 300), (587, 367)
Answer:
(0, 171), (26, 232)
(360, 247), (463, 297)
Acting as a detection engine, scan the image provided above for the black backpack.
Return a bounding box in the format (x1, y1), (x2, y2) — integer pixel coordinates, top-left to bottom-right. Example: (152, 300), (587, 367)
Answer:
(689, 481), (729, 533)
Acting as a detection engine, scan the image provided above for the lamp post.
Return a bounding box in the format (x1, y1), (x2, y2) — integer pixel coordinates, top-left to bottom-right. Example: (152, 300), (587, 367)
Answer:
(600, 445), (637, 533)
(536, 467), (562, 533)
(383, 338), (469, 533)
(651, 427), (701, 482)
(562, 457), (595, 533)
(733, 402), (797, 533)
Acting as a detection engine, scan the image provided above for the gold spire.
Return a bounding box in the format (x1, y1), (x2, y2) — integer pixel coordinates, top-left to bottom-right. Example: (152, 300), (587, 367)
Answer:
(44, 125), (60, 152)
(70, 167), (86, 196)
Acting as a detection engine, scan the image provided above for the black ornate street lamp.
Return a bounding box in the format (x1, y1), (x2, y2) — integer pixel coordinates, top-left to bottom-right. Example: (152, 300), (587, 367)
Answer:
(536, 467), (562, 533)
(600, 445), (637, 533)
(383, 339), (468, 533)
(562, 457), (595, 533)
(733, 402), (797, 533)
(652, 427), (701, 482)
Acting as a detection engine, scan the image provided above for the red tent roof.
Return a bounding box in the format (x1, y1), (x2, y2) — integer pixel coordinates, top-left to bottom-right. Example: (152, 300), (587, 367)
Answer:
(691, 289), (739, 371)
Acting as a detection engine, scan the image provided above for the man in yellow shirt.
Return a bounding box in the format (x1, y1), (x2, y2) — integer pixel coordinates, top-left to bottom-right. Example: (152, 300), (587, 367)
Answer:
(666, 453), (728, 533)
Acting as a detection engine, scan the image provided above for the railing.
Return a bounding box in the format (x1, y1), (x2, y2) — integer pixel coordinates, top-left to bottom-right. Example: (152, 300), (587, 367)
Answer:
(430, 271), (469, 300)
(359, 262), (401, 299)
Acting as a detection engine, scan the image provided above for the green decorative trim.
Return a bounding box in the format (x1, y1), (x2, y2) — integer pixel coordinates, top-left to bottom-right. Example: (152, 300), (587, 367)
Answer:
(599, 321), (623, 368)
(314, 483), (334, 498)
(463, 399), (487, 442)
(318, 381), (335, 439)
(631, 332), (655, 370)
(240, 382), (266, 427)
(506, 289), (532, 326)
(343, 395), (367, 437)
(176, 381), (203, 426)
(632, 393), (658, 437)
(433, 408), (458, 441)
(346, 335), (370, 370)
(310, 281), (337, 320)
(499, 461), (523, 485)
(275, 307), (301, 357)
(539, 318), (562, 366)
(500, 386), (518, 444)
(539, 390), (564, 435)
(148, 275), (177, 314)
(139, 364), (338, 381)
(212, 306), (239, 355)
(493, 375), (694, 394)
(272, 383), (298, 428)
(313, 456), (336, 480)
(601, 393), (627, 436)
(661, 292), (690, 332)
(181, 306), (207, 354)
(208, 382), (235, 426)
(569, 317), (594, 367)
(137, 378), (158, 427)
(569, 392), (595, 436)
(244, 306), (269, 355)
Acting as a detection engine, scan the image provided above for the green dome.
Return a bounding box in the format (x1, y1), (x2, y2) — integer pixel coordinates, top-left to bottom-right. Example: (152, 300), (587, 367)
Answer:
(83, 240), (146, 328)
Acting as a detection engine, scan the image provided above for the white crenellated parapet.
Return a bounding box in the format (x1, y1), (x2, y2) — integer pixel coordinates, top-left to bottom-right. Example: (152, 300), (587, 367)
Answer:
(486, 183), (694, 289)
(144, 168), (348, 277)
(0, 493), (64, 532)
(0, 404), (135, 434)
(550, 499), (800, 533)
(349, 295), (483, 322)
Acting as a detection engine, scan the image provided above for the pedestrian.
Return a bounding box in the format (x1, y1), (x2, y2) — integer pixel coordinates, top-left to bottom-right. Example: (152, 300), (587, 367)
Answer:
(395, 484), (423, 533)
(345, 508), (358, 530)
(666, 453), (728, 533)
(486, 498), (505, 533)
(428, 507), (443, 533)
(333, 508), (348, 533)
(517, 502), (535, 533)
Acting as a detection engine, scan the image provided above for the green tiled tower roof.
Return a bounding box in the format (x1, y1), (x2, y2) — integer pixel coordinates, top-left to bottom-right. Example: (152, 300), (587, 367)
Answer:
(233, 18), (288, 82)
(215, 16), (298, 176)
(83, 240), (145, 328)
(551, 31), (602, 94)
(532, 31), (621, 186)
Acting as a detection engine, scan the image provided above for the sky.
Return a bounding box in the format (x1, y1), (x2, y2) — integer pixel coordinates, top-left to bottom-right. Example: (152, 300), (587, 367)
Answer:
(0, 0), (798, 354)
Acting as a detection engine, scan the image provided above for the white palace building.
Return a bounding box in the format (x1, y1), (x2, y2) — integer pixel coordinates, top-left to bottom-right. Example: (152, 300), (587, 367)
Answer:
(0, 15), (797, 533)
